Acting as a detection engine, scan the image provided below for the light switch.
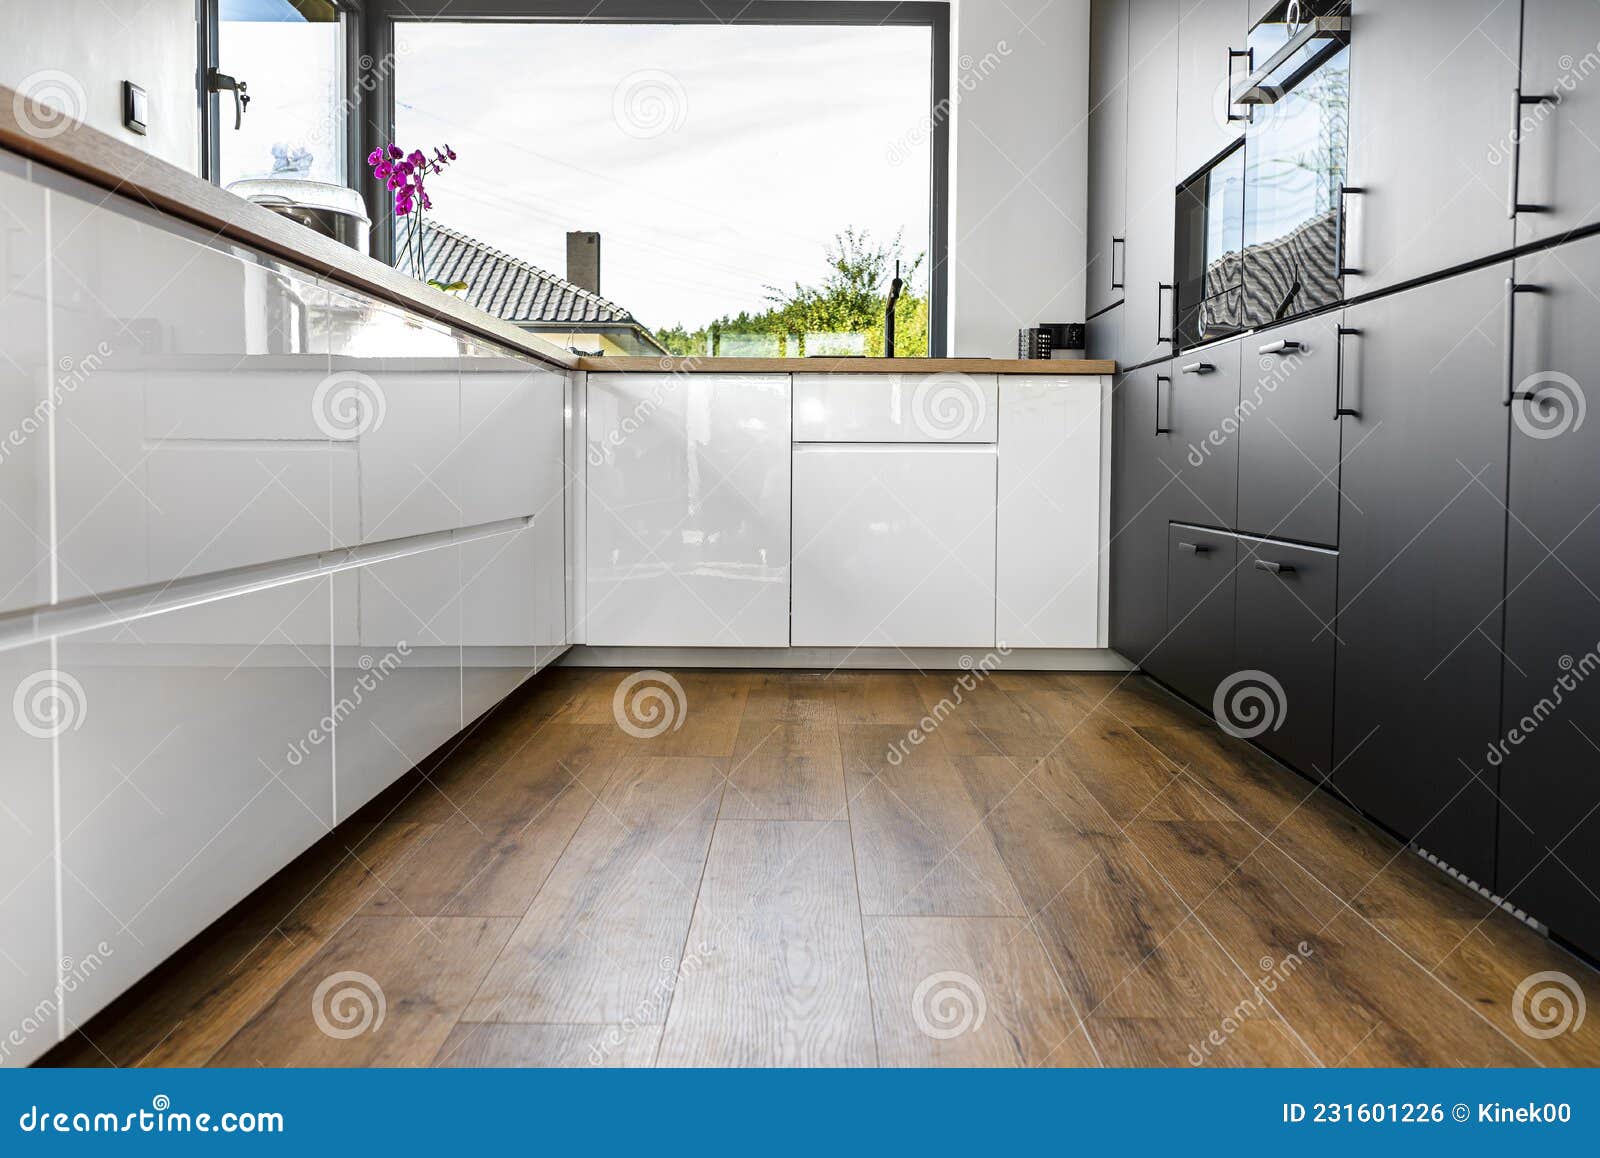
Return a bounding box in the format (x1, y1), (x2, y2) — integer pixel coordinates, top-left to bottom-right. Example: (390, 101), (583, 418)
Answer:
(122, 82), (147, 135)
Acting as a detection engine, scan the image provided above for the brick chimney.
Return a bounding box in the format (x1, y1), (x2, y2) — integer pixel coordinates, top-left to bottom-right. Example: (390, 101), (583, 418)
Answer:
(566, 231), (601, 295)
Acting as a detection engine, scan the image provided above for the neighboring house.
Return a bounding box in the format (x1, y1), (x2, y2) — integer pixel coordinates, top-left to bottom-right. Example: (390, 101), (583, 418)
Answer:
(396, 219), (668, 356)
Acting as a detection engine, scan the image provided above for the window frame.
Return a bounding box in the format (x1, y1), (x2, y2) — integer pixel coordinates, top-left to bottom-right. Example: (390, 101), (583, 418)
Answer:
(360, 0), (951, 355)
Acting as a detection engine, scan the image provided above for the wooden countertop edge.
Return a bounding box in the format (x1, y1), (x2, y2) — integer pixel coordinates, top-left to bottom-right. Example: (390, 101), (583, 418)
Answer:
(575, 357), (1116, 375)
(0, 84), (580, 371)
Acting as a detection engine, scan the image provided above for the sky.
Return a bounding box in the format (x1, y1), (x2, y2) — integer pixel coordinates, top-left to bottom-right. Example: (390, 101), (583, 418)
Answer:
(386, 22), (934, 332)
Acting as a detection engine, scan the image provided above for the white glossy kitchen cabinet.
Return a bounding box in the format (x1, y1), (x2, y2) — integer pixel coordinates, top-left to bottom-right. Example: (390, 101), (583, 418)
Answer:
(0, 640), (60, 1066)
(585, 373), (791, 647)
(996, 377), (1105, 647)
(0, 157), (49, 614)
(793, 372), (998, 442)
(56, 576), (335, 1028)
(791, 444), (998, 647)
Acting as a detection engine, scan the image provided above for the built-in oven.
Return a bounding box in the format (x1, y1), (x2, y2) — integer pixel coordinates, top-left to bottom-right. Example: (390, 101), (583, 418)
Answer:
(1174, 1), (1351, 350)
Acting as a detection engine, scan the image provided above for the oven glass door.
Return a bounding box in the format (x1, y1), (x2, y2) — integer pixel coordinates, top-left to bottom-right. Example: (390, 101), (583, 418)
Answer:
(1175, 144), (1246, 351)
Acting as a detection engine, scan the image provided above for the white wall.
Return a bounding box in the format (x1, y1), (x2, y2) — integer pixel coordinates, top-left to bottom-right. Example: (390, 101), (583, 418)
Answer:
(950, 0), (1090, 356)
(0, 0), (199, 173)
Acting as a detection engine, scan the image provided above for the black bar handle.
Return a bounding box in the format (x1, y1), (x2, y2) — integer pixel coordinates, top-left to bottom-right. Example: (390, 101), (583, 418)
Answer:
(1508, 89), (1558, 218)
(1177, 540), (1210, 554)
(1335, 185), (1365, 279)
(1335, 326), (1360, 418)
(1226, 47), (1253, 122)
(1110, 236), (1125, 290)
(1504, 281), (1545, 404)
(1180, 361), (1214, 375)
(1156, 283), (1173, 345)
(1254, 559), (1295, 574)
(1258, 339), (1301, 356)
(1155, 374), (1172, 435)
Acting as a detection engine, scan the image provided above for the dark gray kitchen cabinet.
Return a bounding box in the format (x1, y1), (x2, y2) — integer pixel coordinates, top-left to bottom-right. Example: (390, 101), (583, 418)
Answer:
(1174, 0), (1249, 182)
(1109, 360), (1173, 666)
(1233, 535), (1337, 777)
(1159, 336), (1242, 530)
(1087, 0), (1129, 317)
(1514, 0), (1600, 246)
(1086, 301), (1123, 362)
(1497, 234), (1600, 959)
(1342, 0), (1520, 298)
(1120, 0), (1179, 369)
(1331, 262), (1512, 886)
(1162, 524), (1238, 707)
(1235, 312), (1343, 547)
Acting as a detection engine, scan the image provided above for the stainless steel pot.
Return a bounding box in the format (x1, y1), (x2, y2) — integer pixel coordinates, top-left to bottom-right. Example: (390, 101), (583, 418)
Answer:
(226, 177), (372, 255)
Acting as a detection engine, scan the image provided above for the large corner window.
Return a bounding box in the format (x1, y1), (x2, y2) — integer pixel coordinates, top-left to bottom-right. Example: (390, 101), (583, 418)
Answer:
(379, 3), (947, 357)
(209, 0), (350, 188)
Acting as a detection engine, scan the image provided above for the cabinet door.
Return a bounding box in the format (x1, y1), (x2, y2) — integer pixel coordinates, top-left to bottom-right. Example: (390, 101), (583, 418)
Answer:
(1161, 524), (1237, 706)
(1233, 536), (1337, 776)
(1236, 312), (1343, 546)
(1120, 0), (1180, 369)
(1087, 0), (1130, 316)
(1498, 234), (1600, 957)
(1174, 0), (1250, 182)
(1516, 0), (1600, 245)
(1332, 263), (1511, 885)
(1343, 0), (1520, 297)
(1109, 362), (1173, 665)
(791, 445), (997, 648)
(1161, 337), (1242, 529)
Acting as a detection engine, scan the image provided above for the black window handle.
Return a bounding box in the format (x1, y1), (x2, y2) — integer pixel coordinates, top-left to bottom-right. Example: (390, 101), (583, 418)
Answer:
(1155, 374), (1172, 435)
(1254, 559), (1295, 574)
(1180, 361), (1214, 375)
(1111, 236), (1125, 290)
(1177, 540), (1210, 554)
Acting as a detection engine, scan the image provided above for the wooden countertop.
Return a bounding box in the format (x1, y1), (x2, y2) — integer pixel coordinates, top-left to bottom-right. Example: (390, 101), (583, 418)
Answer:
(576, 356), (1114, 375)
(1, 84), (1116, 381)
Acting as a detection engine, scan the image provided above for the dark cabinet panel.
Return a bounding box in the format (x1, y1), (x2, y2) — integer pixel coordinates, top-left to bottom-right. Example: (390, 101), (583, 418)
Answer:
(1235, 312), (1343, 546)
(1233, 535), (1337, 777)
(1087, 301), (1123, 363)
(1343, 0), (1519, 297)
(1174, 0), (1250, 182)
(1087, 0), (1129, 316)
(1332, 262), (1511, 885)
(1498, 234), (1600, 959)
(1515, 0), (1600, 245)
(1109, 360), (1173, 666)
(1160, 337), (1242, 529)
(1162, 524), (1238, 706)
(1120, 0), (1179, 369)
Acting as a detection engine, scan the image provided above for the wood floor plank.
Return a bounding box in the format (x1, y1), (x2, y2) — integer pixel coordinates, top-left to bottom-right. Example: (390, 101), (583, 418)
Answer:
(908, 672), (1066, 757)
(210, 916), (517, 1066)
(720, 720), (846, 821)
(1051, 720), (1229, 824)
(829, 671), (929, 726)
(742, 672), (838, 726)
(1090, 1016), (1312, 1067)
(552, 669), (750, 757)
(461, 755), (724, 1024)
(657, 820), (875, 1066)
(433, 1022), (660, 1067)
(865, 916), (1100, 1066)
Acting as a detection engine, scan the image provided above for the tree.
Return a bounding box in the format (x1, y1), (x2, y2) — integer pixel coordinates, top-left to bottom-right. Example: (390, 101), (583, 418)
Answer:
(652, 229), (929, 357)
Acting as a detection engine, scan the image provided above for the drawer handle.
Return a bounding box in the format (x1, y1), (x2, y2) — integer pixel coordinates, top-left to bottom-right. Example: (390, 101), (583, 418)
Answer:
(1254, 559), (1295, 575)
(1155, 374), (1172, 436)
(1180, 361), (1215, 375)
(1258, 339), (1302, 356)
(1178, 541), (1211, 554)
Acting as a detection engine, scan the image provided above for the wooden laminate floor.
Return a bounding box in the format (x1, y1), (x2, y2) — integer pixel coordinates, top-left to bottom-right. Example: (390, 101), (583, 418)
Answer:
(49, 667), (1600, 1068)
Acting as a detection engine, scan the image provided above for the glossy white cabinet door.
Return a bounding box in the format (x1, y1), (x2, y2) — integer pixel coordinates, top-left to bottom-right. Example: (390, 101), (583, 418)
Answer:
(0, 157), (49, 614)
(791, 444), (998, 647)
(794, 373), (998, 442)
(586, 373), (790, 647)
(996, 377), (1104, 647)
(56, 577), (335, 1027)
(461, 525), (539, 724)
(0, 641), (61, 1066)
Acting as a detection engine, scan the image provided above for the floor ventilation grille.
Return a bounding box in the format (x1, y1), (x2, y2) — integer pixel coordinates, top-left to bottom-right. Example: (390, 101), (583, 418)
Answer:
(1413, 846), (1548, 934)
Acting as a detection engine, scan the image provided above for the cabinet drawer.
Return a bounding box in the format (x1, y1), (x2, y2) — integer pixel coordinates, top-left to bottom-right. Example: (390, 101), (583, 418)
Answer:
(1158, 524), (1237, 706)
(1237, 315), (1343, 546)
(794, 373), (998, 442)
(1160, 338), (1242, 528)
(1232, 536), (1337, 776)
